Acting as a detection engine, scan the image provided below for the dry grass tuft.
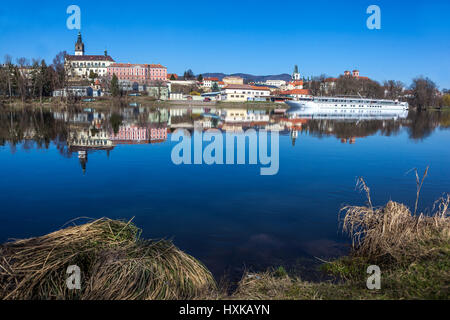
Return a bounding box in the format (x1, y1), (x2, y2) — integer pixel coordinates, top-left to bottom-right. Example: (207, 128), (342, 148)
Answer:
(341, 178), (450, 264)
(0, 218), (216, 300)
(231, 271), (321, 300)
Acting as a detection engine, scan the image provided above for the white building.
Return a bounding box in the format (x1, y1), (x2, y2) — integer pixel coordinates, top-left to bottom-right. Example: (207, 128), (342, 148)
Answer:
(53, 86), (93, 97)
(202, 77), (219, 88)
(264, 79), (286, 87)
(220, 84), (271, 102)
(65, 32), (115, 80)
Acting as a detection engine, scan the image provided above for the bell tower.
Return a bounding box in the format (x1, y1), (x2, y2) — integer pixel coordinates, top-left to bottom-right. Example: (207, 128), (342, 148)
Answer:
(75, 32), (85, 56)
(292, 65), (301, 81)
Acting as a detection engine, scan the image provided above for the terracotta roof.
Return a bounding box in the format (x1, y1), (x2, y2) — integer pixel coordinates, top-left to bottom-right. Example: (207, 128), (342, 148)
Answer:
(167, 73), (178, 79)
(148, 64), (167, 69)
(281, 89), (311, 95)
(204, 77), (219, 81)
(250, 86), (271, 91)
(223, 84), (270, 91)
(109, 63), (148, 68)
(108, 63), (167, 69)
(66, 55), (114, 62)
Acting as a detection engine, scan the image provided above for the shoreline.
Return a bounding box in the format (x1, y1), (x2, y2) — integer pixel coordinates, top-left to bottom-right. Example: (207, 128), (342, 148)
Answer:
(1, 193), (448, 300)
(0, 98), (284, 111)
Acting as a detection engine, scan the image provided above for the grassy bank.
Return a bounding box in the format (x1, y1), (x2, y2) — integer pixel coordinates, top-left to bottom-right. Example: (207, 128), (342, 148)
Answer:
(1, 192), (448, 300)
(0, 218), (216, 300)
(232, 189), (450, 300)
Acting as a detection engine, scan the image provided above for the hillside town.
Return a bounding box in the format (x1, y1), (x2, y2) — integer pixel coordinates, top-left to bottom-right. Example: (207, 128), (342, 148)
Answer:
(1, 32), (449, 109)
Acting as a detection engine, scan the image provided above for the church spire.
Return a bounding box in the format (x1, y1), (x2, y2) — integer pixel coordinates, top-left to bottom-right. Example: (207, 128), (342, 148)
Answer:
(75, 32), (85, 56)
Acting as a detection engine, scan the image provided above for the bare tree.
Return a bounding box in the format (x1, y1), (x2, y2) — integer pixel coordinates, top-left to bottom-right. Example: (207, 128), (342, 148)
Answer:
(4, 55), (13, 100)
(16, 57), (30, 104)
(384, 80), (405, 100)
(411, 77), (439, 110)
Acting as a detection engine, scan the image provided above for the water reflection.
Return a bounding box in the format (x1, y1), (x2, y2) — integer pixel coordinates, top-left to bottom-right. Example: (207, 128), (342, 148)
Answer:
(0, 105), (448, 175)
(1, 105), (448, 152)
(1, 104), (449, 280)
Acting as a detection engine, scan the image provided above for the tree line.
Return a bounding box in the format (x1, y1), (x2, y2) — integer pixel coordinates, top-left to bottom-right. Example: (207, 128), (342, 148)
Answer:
(0, 53), (68, 103)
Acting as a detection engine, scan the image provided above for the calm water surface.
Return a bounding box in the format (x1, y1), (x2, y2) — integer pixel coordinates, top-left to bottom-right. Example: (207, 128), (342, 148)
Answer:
(0, 106), (449, 280)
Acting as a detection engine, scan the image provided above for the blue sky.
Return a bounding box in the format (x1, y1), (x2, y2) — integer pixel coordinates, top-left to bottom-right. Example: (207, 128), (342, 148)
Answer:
(1, 0), (449, 88)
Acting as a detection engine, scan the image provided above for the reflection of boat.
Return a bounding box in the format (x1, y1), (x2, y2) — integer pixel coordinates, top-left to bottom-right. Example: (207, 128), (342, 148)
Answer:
(286, 104), (408, 120)
(286, 96), (409, 112)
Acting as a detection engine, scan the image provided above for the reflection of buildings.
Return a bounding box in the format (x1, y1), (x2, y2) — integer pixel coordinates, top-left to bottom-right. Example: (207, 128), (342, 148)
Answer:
(220, 85), (271, 102)
(222, 109), (270, 123)
(68, 126), (114, 174)
(341, 137), (357, 144)
(68, 127), (114, 150)
(110, 125), (167, 144)
(110, 125), (149, 144)
(149, 127), (168, 143)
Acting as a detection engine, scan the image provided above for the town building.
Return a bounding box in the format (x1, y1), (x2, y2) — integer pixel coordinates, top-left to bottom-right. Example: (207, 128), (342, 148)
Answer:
(264, 79), (287, 87)
(202, 77), (219, 88)
(65, 32), (115, 80)
(146, 83), (169, 100)
(279, 89), (311, 100)
(107, 63), (167, 84)
(223, 76), (244, 85)
(220, 84), (271, 102)
(167, 73), (179, 80)
(52, 86), (94, 97)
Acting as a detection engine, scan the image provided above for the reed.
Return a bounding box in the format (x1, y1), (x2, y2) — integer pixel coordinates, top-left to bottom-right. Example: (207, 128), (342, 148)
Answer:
(340, 177), (449, 265)
(0, 218), (216, 300)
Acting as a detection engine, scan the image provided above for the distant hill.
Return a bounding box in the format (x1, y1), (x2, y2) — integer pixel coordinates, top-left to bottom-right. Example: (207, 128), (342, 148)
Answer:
(201, 73), (292, 83)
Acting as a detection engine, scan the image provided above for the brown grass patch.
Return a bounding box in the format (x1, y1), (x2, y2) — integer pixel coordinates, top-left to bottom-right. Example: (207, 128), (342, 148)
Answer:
(340, 177), (450, 264)
(0, 218), (216, 300)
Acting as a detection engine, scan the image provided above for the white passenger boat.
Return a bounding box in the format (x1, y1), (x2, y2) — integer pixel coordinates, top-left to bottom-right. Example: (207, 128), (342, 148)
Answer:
(286, 96), (409, 112)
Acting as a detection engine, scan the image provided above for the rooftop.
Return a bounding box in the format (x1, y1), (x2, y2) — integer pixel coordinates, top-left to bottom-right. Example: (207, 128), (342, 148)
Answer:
(66, 55), (115, 62)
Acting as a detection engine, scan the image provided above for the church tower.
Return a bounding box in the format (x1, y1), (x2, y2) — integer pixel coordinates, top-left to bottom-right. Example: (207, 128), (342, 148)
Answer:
(75, 32), (85, 56)
(292, 65), (301, 81)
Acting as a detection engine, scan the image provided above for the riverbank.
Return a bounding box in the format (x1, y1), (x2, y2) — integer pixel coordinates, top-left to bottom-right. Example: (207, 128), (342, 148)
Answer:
(232, 194), (450, 300)
(1, 193), (448, 300)
(1, 97), (283, 111)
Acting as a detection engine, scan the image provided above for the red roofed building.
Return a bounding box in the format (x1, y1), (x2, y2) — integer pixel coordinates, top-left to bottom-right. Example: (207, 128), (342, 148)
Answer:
(280, 89), (311, 99)
(167, 73), (178, 80)
(221, 84), (271, 101)
(286, 80), (304, 90)
(202, 77), (220, 89)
